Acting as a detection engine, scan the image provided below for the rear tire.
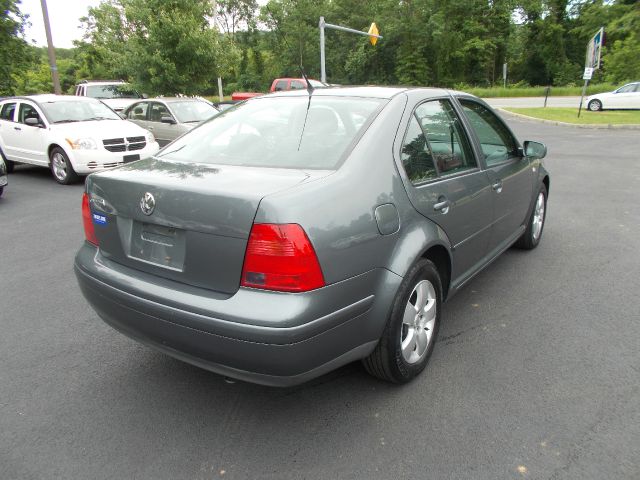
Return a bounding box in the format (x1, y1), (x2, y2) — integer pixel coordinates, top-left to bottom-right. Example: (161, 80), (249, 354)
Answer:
(363, 258), (442, 383)
(515, 184), (547, 250)
(588, 99), (602, 111)
(49, 147), (79, 185)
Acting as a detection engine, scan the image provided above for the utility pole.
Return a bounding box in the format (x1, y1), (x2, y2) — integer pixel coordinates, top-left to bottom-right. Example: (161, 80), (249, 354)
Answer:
(40, 0), (61, 94)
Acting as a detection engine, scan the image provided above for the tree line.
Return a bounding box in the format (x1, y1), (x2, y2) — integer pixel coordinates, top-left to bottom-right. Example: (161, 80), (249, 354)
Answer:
(1, 0), (638, 97)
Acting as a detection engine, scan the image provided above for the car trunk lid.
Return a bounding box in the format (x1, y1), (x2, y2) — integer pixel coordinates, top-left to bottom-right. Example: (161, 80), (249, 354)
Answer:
(86, 158), (329, 294)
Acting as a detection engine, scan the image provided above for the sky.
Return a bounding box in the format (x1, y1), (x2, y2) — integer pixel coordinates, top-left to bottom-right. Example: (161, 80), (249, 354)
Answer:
(21, 0), (102, 49)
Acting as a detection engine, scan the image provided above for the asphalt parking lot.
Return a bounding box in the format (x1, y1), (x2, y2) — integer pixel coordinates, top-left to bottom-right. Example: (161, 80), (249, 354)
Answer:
(1, 116), (638, 480)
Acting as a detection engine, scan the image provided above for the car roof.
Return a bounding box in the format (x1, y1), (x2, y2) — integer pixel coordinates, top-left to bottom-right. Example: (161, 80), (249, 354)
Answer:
(78, 81), (128, 86)
(267, 85), (466, 100)
(1, 94), (100, 104)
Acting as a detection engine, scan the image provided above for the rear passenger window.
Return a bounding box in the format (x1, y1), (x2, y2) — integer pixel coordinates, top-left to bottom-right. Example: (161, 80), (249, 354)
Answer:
(290, 80), (306, 90)
(401, 116), (437, 184)
(400, 99), (475, 185)
(0, 103), (16, 121)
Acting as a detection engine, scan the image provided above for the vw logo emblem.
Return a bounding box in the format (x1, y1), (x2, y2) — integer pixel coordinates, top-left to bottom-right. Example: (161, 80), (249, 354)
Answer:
(140, 192), (155, 216)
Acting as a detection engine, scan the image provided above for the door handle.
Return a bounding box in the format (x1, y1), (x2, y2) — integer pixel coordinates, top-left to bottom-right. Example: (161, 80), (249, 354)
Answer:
(433, 198), (450, 214)
(14, 126), (21, 131)
(492, 180), (503, 193)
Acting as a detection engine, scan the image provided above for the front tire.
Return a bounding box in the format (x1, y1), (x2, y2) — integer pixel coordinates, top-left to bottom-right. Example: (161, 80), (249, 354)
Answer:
(0, 148), (14, 173)
(515, 184), (547, 250)
(363, 259), (442, 383)
(49, 147), (79, 185)
(588, 99), (602, 111)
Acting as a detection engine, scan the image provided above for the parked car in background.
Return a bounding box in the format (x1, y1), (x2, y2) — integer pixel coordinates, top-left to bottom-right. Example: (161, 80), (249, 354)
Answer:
(75, 80), (145, 112)
(123, 97), (219, 147)
(587, 81), (640, 111)
(0, 95), (159, 184)
(0, 155), (7, 198)
(232, 77), (325, 101)
(75, 86), (550, 387)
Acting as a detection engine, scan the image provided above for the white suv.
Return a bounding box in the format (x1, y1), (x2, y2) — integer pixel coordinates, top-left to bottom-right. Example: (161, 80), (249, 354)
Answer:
(0, 95), (159, 184)
(75, 80), (143, 112)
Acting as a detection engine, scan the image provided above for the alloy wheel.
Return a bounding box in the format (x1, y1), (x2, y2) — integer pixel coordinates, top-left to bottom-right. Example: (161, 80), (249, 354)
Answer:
(401, 280), (437, 364)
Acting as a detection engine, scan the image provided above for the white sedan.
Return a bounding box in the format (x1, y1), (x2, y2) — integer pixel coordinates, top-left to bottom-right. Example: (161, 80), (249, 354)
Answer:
(0, 95), (159, 184)
(587, 82), (640, 111)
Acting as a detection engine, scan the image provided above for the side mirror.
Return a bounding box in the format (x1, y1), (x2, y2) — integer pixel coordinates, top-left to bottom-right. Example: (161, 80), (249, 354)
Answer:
(161, 116), (176, 125)
(142, 93), (149, 99)
(25, 117), (42, 127)
(524, 140), (547, 160)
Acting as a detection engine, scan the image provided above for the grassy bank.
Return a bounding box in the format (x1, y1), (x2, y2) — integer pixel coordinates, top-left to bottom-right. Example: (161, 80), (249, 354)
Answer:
(504, 107), (640, 125)
(467, 83), (617, 98)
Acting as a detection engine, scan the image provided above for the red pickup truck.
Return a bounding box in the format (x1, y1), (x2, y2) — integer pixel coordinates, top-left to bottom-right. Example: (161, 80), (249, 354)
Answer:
(231, 78), (324, 101)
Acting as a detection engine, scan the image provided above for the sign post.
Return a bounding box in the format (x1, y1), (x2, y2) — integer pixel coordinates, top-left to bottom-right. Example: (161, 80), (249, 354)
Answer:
(503, 63), (507, 89)
(578, 27), (604, 118)
(319, 17), (382, 83)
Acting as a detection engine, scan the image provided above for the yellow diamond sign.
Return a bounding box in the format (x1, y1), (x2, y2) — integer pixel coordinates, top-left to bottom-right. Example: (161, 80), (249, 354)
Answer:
(368, 22), (379, 46)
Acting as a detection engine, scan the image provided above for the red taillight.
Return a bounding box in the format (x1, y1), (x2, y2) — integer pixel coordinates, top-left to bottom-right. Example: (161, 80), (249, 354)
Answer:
(82, 193), (98, 246)
(241, 224), (325, 293)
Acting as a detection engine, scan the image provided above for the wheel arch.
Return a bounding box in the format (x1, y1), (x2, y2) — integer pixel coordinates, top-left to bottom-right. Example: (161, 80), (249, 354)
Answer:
(387, 219), (453, 302)
(47, 143), (72, 166)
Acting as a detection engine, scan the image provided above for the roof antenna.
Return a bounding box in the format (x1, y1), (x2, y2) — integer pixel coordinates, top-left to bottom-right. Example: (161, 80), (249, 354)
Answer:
(299, 65), (314, 96)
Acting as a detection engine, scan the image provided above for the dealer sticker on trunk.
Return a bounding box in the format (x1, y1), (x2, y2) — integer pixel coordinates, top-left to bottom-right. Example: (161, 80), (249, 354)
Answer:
(92, 213), (107, 225)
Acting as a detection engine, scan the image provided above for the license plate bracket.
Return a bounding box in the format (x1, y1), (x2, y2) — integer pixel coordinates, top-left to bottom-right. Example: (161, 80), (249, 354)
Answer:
(123, 154), (140, 163)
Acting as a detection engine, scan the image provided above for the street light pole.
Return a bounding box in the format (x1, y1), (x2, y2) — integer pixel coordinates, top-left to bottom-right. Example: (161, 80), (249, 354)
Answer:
(40, 0), (61, 94)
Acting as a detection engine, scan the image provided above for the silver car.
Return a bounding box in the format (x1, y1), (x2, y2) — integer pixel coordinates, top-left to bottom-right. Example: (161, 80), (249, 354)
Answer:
(123, 98), (219, 146)
(75, 87), (550, 386)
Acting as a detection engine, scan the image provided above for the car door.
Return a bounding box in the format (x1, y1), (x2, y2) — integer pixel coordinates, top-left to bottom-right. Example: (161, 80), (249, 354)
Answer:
(457, 98), (533, 254)
(148, 101), (178, 146)
(397, 96), (493, 283)
(12, 101), (48, 165)
(608, 83), (638, 109)
(0, 101), (20, 159)
(125, 101), (150, 130)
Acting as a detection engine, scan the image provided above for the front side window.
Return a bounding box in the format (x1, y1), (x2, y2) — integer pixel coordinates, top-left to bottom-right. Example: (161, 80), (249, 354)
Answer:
(157, 96), (385, 170)
(18, 103), (43, 125)
(617, 84), (636, 93)
(274, 80), (288, 91)
(460, 99), (518, 166)
(0, 103), (16, 121)
(127, 102), (148, 120)
(149, 103), (173, 123)
(400, 99), (475, 184)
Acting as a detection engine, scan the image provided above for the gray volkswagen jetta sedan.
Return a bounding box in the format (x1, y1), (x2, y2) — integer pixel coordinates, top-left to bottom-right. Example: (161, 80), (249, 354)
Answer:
(75, 86), (550, 386)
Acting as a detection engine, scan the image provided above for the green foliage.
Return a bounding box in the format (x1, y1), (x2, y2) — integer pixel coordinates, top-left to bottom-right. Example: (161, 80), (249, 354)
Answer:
(5, 0), (639, 97)
(0, 0), (34, 95)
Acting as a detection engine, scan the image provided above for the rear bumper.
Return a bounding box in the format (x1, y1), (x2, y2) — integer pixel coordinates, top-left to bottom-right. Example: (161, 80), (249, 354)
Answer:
(74, 243), (401, 386)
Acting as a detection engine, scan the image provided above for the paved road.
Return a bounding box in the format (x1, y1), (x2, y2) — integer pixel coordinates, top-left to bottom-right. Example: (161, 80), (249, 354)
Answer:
(485, 96), (582, 108)
(1, 117), (638, 480)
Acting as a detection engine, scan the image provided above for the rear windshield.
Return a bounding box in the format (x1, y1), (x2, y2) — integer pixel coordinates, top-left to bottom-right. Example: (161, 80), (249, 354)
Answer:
(156, 96), (386, 169)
